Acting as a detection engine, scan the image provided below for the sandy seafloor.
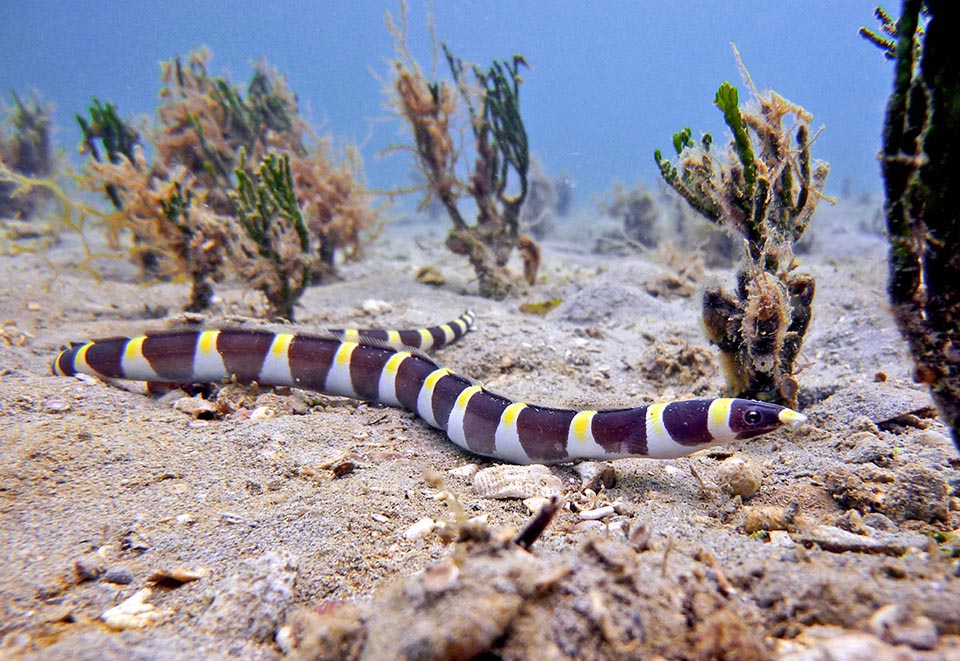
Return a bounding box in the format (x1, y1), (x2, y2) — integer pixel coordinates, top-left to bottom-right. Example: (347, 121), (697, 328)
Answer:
(1, 199), (959, 660)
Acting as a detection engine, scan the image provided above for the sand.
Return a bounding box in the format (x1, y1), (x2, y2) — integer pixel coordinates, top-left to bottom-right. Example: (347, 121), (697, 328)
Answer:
(1, 199), (958, 659)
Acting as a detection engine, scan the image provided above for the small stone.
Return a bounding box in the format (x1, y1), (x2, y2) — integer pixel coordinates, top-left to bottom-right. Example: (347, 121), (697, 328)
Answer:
(103, 567), (135, 585)
(42, 399), (70, 413)
(869, 603), (939, 651)
(74, 555), (107, 582)
(101, 588), (173, 630)
(716, 456), (763, 498)
(861, 512), (898, 532)
(768, 530), (795, 548)
(403, 517), (435, 541)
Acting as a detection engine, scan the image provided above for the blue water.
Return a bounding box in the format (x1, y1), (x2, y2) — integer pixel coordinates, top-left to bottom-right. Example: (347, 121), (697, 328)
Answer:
(1, 1), (891, 204)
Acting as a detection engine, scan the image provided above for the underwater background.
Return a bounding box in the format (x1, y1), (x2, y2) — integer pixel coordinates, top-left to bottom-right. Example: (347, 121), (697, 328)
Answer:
(0, 0), (889, 203)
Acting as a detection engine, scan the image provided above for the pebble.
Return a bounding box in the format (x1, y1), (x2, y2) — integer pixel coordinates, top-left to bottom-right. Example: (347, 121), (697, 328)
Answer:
(250, 406), (276, 422)
(74, 555), (107, 582)
(768, 530), (795, 548)
(103, 567), (135, 585)
(861, 512), (898, 532)
(716, 456), (763, 498)
(42, 399), (70, 413)
(198, 552), (298, 642)
(472, 464), (563, 500)
(403, 517), (435, 541)
(868, 603), (939, 651)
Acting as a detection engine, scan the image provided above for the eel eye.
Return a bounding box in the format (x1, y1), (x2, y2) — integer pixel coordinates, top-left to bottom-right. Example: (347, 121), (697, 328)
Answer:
(743, 409), (763, 426)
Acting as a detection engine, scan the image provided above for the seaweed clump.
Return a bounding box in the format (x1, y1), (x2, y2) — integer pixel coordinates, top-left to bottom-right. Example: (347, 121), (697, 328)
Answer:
(0, 91), (55, 220)
(654, 48), (830, 407)
(388, 9), (539, 299)
(230, 152), (313, 321)
(864, 1), (960, 451)
(78, 48), (375, 318)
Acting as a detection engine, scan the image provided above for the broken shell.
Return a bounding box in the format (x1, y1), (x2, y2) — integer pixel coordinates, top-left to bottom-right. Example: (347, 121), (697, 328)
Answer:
(578, 505), (617, 521)
(250, 406), (275, 422)
(101, 588), (173, 630)
(147, 566), (210, 586)
(404, 517), (436, 541)
(448, 463), (479, 479)
(173, 395), (223, 419)
(472, 464), (563, 500)
(43, 399), (70, 413)
(523, 496), (551, 514)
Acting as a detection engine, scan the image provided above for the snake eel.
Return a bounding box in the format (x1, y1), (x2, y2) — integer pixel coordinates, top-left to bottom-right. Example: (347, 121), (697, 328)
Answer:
(52, 310), (806, 464)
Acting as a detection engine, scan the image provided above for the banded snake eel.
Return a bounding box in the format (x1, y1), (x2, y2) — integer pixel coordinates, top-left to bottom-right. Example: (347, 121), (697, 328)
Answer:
(52, 310), (806, 464)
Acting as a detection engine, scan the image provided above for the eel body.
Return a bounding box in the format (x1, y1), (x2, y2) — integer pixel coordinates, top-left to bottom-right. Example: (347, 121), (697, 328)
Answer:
(52, 310), (806, 464)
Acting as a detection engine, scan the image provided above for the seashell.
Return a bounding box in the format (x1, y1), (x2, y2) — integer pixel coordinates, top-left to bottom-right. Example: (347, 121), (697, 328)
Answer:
(250, 406), (275, 422)
(101, 588), (173, 630)
(472, 464), (563, 500)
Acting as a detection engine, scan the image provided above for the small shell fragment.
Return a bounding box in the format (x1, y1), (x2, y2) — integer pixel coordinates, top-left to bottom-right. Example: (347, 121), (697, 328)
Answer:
(101, 588), (173, 630)
(147, 566), (210, 586)
(575, 461), (617, 491)
(404, 517), (436, 540)
(43, 399), (71, 414)
(472, 464), (563, 500)
(578, 505), (617, 521)
(523, 496), (551, 514)
(173, 395), (223, 419)
(249, 406), (275, 422)
(448, 463), (479, 479)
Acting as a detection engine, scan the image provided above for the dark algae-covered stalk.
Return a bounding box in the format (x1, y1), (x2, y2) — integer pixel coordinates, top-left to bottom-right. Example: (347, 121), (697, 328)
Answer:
(654, 48), (830, 408)
(389, 5), (539, 299)
(864, 1), (960, 451)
